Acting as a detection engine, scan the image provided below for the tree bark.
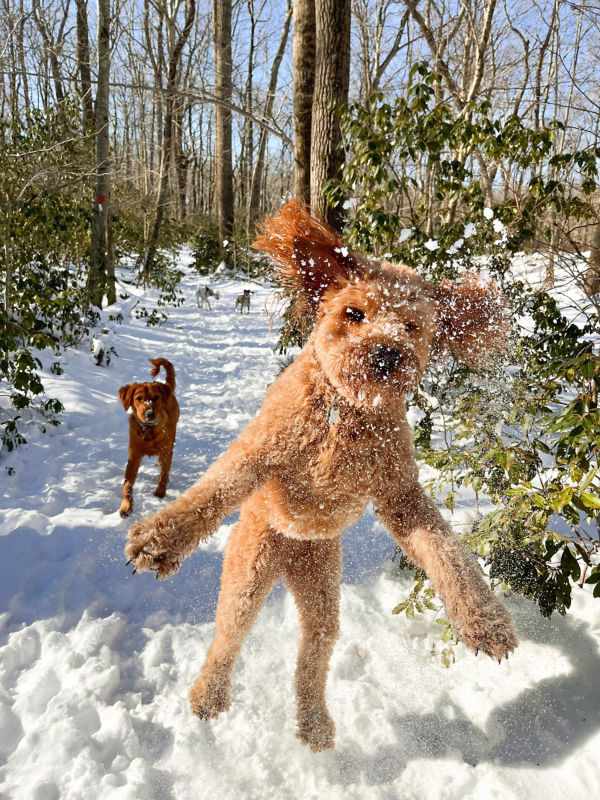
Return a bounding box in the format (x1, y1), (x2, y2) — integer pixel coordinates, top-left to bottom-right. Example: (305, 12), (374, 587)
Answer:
(213, 0), (234, 255)
(249, 0), (292, 228)
(143, 0), (196, 278)
(310, 0), (351, 229)
(32, 0), (66, 105)
(88, 0), (112, 308)
(293, 0), (315, 205)
(584, 223), (600, 297)
(17, 0), (30, 110)
(75, 0), (94, 125)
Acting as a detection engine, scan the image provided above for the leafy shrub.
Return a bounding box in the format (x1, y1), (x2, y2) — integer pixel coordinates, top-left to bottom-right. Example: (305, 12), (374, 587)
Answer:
(0, 101), (98, 451)
(133, 252), (185, 326)
(318, 64), (600, 647)
(190, 222), (221, 275)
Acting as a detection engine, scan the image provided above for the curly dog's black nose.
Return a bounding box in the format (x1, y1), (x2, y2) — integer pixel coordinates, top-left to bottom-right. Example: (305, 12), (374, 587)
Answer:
(369, 344), (403, 379)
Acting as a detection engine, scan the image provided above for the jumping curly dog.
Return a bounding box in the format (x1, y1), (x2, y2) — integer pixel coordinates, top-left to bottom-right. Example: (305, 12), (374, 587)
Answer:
(118, 358), (179, 517)
(125, 201), (517, 751)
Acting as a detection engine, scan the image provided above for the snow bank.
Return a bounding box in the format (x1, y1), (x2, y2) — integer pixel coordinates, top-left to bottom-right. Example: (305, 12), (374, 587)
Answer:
(1, 261), (599, 799)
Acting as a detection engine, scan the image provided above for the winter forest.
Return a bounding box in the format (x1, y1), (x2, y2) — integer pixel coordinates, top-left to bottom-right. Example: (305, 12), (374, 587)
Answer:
(2, 1), (600, 798)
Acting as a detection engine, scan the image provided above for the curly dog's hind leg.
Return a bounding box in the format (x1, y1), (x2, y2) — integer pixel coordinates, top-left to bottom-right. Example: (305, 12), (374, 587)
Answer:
(189, 503), (282, 719)
(282, 536), (342, 752)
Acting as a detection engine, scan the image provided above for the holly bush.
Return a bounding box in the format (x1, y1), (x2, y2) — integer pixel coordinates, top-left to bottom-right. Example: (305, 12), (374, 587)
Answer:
(320, 64), (600, 649)
(0, 101), (98, 451)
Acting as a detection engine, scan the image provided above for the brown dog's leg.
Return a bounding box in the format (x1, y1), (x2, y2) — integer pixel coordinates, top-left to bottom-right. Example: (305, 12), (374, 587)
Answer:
(189, 505), (282, 719)
(282, 536), (342, 752)
(155, 447), (173, 498)
(120, 454), (142, 517)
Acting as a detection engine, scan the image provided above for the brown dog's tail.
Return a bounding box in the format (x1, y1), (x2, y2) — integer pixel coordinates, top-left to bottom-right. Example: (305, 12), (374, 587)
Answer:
(149, 358), (176, 391)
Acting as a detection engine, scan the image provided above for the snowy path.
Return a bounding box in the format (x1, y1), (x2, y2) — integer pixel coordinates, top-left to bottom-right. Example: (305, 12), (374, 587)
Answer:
(1, 259), (600, 800)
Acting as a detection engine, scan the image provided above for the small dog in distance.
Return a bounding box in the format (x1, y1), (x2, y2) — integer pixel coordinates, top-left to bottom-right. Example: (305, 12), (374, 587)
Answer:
(235, 289), (253, 313)
(196, 285), (220, 310)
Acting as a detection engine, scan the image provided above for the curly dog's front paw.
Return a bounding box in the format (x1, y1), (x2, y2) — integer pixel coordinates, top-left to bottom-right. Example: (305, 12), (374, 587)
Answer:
(189, 677), (231, 720)
(125, 516), (185, 579)
(296, 704), (336, 752)
(457, 599), (518, 662)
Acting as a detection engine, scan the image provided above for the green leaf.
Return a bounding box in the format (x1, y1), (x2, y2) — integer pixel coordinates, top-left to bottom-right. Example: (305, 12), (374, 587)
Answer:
(531, 493), (548, 509)
(580, 467), (599, 492)
(441, 647), (455, 668)
(550, 486), (573, 513)
(578, 491), (600, 509)
(560, 546), (580, 582)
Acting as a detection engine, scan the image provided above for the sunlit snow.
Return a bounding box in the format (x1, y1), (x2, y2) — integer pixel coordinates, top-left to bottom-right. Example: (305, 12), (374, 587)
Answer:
(1, 252), (599, 799)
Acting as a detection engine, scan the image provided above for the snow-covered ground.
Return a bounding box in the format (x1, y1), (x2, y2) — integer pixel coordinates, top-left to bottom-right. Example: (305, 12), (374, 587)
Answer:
(1, 255), (600, 800)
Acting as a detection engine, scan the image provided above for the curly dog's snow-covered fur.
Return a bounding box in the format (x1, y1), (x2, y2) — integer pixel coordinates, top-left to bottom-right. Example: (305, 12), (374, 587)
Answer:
(125, 200), (517, 751)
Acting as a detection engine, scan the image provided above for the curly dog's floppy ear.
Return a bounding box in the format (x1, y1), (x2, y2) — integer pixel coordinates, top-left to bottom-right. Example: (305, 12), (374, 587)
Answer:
(435, 273), (508, 368)
(253, 199), (358, 320)
(118, 384), (135, 410)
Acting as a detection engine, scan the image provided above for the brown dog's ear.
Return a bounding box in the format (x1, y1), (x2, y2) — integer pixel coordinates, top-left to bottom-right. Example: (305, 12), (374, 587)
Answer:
(253, 199), (358, 319)
(435, 273), (508, 369)
(118, 384), (135, 410)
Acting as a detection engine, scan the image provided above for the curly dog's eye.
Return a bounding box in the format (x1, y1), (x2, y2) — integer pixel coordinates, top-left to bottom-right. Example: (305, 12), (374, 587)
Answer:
(345, 307), (365, 323)
(404, 322), (418, 333)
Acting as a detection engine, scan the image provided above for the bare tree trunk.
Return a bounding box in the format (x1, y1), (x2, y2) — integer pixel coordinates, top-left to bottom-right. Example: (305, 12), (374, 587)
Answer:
(239, 0), (256, 214)
(88, 0), (112, 307)
(175, 97), (189, 222)
(584, 223), (600, 297)
(144, 0), (197, 277)
(213, 0), (234, 255)
(32, 0), (66, 104)
(310, 0), (351, 229)
(249, 0), (292, 228)
(534, 0), (560, 131)
(17, 0), (30, 110)
(545, 5), (582, 289)
(293, 0), (315, 205)
(354, 1), (408, 99)
(75, 0), (94, 125)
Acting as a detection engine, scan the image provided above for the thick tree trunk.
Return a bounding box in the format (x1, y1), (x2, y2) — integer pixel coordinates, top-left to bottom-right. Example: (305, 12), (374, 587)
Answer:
(17, 1), (30, 110)
(310, 0), (351, 229)
(143, 0), (196, 278)
(584, 223), (600, 297)
(75, 0), (94, 125)
(32, 0), (66, 105)
(292, 0), (315, 206)
(88, 0), (112, 307)
(213, 0), (234, 255)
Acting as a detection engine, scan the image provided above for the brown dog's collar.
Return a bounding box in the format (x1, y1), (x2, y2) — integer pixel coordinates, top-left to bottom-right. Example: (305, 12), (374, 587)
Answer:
(136, 415), (162, 434)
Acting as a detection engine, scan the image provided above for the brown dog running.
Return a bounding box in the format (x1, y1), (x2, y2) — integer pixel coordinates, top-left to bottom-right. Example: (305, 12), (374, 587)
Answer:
(118, 358), (180, 517)
(125, 201), (517, 751)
